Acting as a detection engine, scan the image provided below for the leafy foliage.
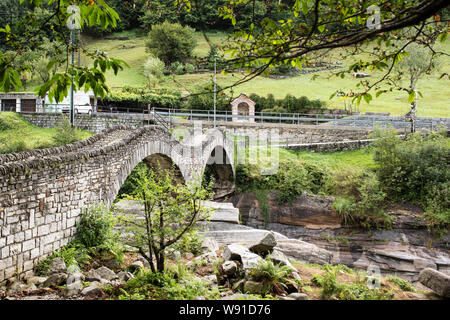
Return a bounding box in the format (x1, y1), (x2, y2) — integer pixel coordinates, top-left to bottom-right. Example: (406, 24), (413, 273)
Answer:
(311, 266), (394, 300)
(248, 257), (294, 296)
(117, 268), (220, 300)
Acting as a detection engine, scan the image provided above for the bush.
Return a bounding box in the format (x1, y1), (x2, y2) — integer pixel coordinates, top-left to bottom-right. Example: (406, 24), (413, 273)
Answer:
(35, 242), (91, 276)
(145, 21), (197, 65)
(52, 115), (79, 146)
(236, 160), (327, 205)
(143, 56), (165, 81)
(76, 203), (118, 248)
(171, 61), (185, 75)
(332, 171), (391, 229)
(372, 128), (449, 230)
(185, 63), (195, 73)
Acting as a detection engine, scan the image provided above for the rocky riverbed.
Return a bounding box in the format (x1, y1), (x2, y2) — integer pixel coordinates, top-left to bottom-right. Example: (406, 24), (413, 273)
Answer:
(228, 192), (450, 286)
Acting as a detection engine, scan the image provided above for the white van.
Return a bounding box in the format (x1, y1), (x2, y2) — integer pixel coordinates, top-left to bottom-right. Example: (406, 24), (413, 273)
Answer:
(44, 90), (94, 114)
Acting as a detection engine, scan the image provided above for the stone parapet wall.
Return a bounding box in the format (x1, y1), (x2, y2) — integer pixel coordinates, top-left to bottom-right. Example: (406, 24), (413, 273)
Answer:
(20, 113), (155, 134)
(283, 139), (375, 152)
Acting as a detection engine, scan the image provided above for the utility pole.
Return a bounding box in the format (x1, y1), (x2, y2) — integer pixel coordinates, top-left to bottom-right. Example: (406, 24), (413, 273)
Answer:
(67, 5), (80, 127)
(70, 29), (75, 127)
(214, 53), (217, 128)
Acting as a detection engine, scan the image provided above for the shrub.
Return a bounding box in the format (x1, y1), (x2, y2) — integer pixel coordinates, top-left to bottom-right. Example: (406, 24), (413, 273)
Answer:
(145, 21), (197, 65)
(332, 171), (391, 229)
(185, 63), (195, 73)
(52, 115), (79, 146)
(171, 61), (185, 75)
(35, 242), (91, 275)
(76, 203), (118, 248)
(372, 128), (449, 231)
(143, 56), (165, 81)
(206, 45), (226, 70)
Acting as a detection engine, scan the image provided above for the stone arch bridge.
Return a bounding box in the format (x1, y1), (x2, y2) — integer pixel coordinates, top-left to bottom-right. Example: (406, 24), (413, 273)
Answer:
(0, 125), (235, 282)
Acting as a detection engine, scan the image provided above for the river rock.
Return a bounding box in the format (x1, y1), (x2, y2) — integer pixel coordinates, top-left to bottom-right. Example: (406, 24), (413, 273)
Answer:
(117, 271), (134, 283)
(243, 281), (264, 294)
(47, 257), (67, 275)
(43, 273), (67, 288)
(223, 244), (263, 270)
(26, 276), (48, 287)
(418, 268), (450, 298)
(67, 273), (85, 285)
(192, 251), (218, 266)
(128, 260), (144, 272)
(288, 293), (308, 300)
(81, 285), (102, 297)
(222, 261), (238, 276)
(248, 232), (277, 255)
(94, 266), (117, 281)
(64, 281), (83, 297)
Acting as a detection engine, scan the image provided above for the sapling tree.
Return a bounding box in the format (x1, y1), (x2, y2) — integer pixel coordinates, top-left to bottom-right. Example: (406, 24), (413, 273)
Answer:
(123, 164), (213, 273)
(395, 42), (438, 132)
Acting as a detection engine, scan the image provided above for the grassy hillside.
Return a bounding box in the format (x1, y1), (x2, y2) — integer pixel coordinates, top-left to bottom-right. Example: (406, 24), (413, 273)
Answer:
(22, 29), (450, 118)
(0, 112), (93, 154)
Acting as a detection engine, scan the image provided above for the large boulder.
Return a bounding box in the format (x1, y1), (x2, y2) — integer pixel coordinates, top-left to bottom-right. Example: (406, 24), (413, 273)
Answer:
(275, 239), (333, 265)
(418, 268), (450, 298)
(222, 244), (263, 271)
(64, 281), (83, 297)
(248, 232), (277, 255)
(66, 273), (85, 285)
(201, 237), (220, 253)
(86, 267), (117, 282)
(81, 284), (102, 297)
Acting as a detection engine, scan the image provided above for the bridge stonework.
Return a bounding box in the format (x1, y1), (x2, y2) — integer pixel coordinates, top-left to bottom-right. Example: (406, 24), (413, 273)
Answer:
(0, 125), (234, 283)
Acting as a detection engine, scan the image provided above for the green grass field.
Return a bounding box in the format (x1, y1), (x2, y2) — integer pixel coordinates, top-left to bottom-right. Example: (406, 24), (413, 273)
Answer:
(247, 145), (376, 174)
(20, 29), (450, 118)
(0, 112), (93, 154)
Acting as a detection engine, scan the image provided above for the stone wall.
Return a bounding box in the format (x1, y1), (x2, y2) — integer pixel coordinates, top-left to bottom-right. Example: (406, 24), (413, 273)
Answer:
(0, 125), (234, 283)
(20, 113), (155, 133)
(178, 122), (375, 144)
(283, 139), (375, 152)
(330, 115), (450, 131)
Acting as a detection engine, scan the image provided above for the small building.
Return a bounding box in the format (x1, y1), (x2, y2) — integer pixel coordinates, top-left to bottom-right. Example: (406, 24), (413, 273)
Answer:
(0, 91), (98, 113)
(230, 93), (255, 122)
(0, 93), (44, 113)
